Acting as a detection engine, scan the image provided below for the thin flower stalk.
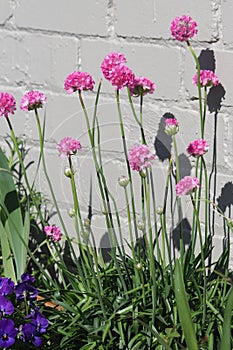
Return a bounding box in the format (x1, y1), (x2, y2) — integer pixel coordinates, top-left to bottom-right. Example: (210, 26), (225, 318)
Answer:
(187, 41), (204, 137)
(142, 174), (157, 329)
(33, 109), (85, 285)
(172, 135), (184, 262)
(190, 193), (207, 325)
(116, 90), (139, 240)
(78, 90), (129, 293)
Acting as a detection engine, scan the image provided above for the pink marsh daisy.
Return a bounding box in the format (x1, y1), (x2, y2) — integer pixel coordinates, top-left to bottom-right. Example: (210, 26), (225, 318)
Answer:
(64, 71), (95, 94)
(20, 91), (46, 111)
(170, 15), (198, 42)
(44, 225), (62, 242)
(130, 76), (155, 97)
(175, 176), (200, 197)
(57, 137), (82, 158)
(187, 138), (209, 158)
(128, 144), (155, 172)
(192, 70), (219, 87)
(0, 92), (16, 117)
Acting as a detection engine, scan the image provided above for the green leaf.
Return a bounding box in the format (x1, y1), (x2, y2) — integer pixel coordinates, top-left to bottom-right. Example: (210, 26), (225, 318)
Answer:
(0, 147), (29, 280)
(0, 220), (16, 280)
(219, 287), (233, 350)
(174, 259), (198, 350)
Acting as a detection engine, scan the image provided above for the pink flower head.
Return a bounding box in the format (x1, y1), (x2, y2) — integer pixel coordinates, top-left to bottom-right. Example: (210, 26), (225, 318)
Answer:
(170, 15), (198, 42)
(109, 64), (135, 90)
(175, 176), (200, 197)
(192, 70), (219, 87)
(0, 92), (16, 117)
(130, 76), (155, 97)
(64, 71), (95, 94)
(20, 91), (46, 111)
(165, 118), (179, 136)
(44, 225), (62, 242)
(187, 138), (209, 158)
(57, 137), (81, 158)
(128, 144), (155, 172)
(101, 52), (127, 81)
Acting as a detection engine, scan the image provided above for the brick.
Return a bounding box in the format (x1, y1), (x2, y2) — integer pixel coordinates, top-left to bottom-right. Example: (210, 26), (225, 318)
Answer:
(0, 2), (12, 24)
(222, 0), (233, 44)
(0, 31), (78, 92)
(116, 0), (213, 41)
(81, 39), (180, 99)
(15, 0), (107, 36)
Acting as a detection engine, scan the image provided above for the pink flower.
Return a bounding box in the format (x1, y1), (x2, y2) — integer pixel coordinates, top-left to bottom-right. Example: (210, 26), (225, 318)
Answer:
(192, 70), (219, 87)
(170, 15), (198, 42)
(187, 138), (209, 157)
(44, 225), (62, 242)
(20, 91), (46, 111)
(128, 144), (155, 171)
(57, 137), (82, 157)
(101, 52), (127, 81)
(165, 118), (179, 136)
(109, 64), (135, 90)
(0, 92), (16, 117)
(176, 176), (200, 197)
(130, 76), (155, 96)
(101, 52), (135, 90)
(64, 71), (95, 94)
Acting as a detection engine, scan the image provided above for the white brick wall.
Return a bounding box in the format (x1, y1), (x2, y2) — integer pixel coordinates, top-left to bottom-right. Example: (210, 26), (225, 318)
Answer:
(0, 1), (232, 259)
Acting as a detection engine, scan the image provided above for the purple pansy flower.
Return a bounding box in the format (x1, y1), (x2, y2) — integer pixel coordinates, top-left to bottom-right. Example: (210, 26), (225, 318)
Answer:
(0, 319), (17, 348)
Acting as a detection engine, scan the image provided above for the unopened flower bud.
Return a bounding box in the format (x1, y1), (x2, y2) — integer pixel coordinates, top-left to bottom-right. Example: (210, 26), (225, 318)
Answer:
(84, 217), (91, 228)
(137, 221), (145, 231)
(118, 175), (130, 188)
(136, 262), (143, 270)
(139, 168), (147, 178)
(64, 167), (72, 178)
(156, 206), (164, 215)
(68, 208), (76, 218)
(164, 118), (179, 136)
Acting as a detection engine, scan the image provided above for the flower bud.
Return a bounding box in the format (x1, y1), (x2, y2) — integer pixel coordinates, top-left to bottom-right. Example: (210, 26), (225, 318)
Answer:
(164, 118), (179, 136)
(68, 208), (76, 218)
(136, 262), (143, 270)
(64, 167), (72, 178)
(118, 175), (130, 188)
(139, 168), (147, 178)
(84, 217), (91, 228)
(156, 206), (164, 215)
(137, 221), (145, 231)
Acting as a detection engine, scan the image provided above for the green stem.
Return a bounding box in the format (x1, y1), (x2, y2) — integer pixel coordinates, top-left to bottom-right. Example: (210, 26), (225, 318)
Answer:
(190, 193), (206, 325)
(172, 135), (183, 263)
(116, 90), (138, 240)
(188, 41), (203, 137)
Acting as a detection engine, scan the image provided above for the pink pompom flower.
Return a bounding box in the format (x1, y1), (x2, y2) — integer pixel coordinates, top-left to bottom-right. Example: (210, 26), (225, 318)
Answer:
(176, 176), (200, 197)
(170, 15), (198, 42)
(101, 52), (127, 81)
(57, 137), (82, 158)
(44, 225), (62, 242)
(130, 76), (155, 97)
(187, 138), (209, 157)
(109, 64), (135, 90)
(64, 71), (95, 94)
(192, 70), (219, 87)
(0, 92), (16, 118)
(20, 91), (46, 111)
(165, 118), (179, 136)
(128, 144), (155, 172)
